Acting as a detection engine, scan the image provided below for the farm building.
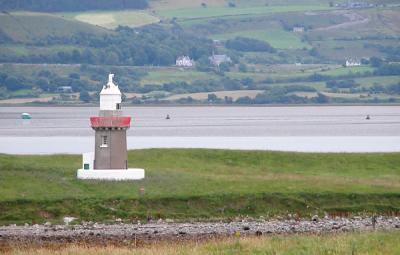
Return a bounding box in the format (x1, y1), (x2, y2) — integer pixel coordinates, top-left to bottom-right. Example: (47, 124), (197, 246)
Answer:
(293, 26), (305, 33)
(176, 56), (195, 67)
(209, 54), (232, 67)
(345, 59), (361, 67)
(57, 86), (73, 93)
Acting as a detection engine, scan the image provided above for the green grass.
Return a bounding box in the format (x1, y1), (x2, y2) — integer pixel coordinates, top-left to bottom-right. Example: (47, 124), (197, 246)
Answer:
(8, 231), (400, 254)
(319, 66), (375, 76)
(158, 5), (331, 20)
(356, 76), (400, 87)
(211, 28), (309, 49)
(141, 69), (216, 85)
(0, 44), (83, 57)
(0, 149), (399, 225)
(69, 10), (160, 29)
(0, 12), (109, 43)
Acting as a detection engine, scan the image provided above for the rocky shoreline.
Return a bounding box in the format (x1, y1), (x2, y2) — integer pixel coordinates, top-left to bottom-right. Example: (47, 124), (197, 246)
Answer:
(1, 216), (399, 248)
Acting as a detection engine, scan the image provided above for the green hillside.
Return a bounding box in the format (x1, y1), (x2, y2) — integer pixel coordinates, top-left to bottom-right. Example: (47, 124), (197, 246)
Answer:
(0, 12), (109, 43)
(0, 0), (399, 105)
(0, 149), (399, 224)
(66, 10), (160, 29)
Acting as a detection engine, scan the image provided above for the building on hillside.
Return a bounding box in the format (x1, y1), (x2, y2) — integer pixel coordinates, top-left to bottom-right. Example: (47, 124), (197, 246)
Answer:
(212, 40), (223, 46)
(209, 54), (232, 67)
(176, 56), (195, 67)
(345, 59), (361, 67)
(293, 26), (305, 33)
(57, 86), (72, 93)
(335, 2), (376, 9)
(77, 74), (145, 181)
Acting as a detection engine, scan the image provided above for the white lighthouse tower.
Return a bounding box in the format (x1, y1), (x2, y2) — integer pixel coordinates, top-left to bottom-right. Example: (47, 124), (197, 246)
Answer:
(77, 74), (145, 181)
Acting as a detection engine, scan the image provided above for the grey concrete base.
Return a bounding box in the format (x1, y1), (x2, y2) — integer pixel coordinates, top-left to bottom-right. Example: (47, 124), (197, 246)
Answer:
(77, 168), (145, 181)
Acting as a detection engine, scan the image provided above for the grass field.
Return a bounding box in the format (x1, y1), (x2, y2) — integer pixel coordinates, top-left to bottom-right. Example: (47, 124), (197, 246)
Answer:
(71, 11), (160, 29)
(319, 66), (374, 76)
(0, 149), (399, 225)
(0, 12), (109, 43)
(211, 28), (309, 49)
(356, 76), (400, 87)
(6, 231), (400, 255)
(158, 4), (331, 20)
(141, 69), (216, 85)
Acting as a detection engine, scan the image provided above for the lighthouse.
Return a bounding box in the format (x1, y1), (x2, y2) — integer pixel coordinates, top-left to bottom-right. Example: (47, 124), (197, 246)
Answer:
(77, 74), (145, 180)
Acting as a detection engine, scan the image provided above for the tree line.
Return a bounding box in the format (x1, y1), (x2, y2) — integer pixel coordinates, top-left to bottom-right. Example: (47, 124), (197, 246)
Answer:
(0, 0), (148, 12)
(0, 25), (214, 66)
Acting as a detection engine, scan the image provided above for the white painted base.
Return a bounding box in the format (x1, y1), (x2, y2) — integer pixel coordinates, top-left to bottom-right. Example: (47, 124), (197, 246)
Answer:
(77, 168), (145, 181)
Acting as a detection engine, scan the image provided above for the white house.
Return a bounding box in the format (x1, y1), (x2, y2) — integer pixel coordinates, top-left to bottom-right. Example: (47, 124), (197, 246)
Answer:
(176, 56), (195, 67)
(293, 27), (305, 33)
(345, 59), (361, 67)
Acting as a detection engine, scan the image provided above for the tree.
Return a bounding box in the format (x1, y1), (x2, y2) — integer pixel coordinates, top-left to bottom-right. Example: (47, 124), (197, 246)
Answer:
(224, 96), (233, 104)
(239, 63), (247, 72)
(370, 57), (383, 67)
(219, 62), (231, 72)
(36, 78), (50, 91)
(0, 0), (149, 12)
(315, 93), (329, 103)
(4, 76), (23, 91)
(69, 73), (80, 79)
(207, 93), (218, 102)
(79, 90), (91, 103)
(226, 37), (275, 53)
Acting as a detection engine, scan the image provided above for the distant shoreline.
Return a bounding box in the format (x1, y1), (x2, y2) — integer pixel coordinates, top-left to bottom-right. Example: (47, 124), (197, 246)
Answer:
(1, 103), (400, 107)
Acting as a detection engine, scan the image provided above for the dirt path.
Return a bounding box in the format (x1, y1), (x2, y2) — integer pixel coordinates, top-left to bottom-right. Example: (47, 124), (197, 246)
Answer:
(1, 216), (399, 249)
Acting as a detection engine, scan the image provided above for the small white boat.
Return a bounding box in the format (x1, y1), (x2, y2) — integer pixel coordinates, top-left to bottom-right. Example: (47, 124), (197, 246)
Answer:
(21, 113), (31, 119)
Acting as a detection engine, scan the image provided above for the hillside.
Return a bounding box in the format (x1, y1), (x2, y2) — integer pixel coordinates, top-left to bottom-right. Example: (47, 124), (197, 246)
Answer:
(0, 149), (399, 224)
(0, 12), (110, 43)
(0, 0), (399, 104)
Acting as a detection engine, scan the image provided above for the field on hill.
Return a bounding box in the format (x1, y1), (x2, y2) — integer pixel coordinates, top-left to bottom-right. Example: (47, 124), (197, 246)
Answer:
(140, 69), (216, 85)
(0, 12), (109, 43)
(65, 10), (160, 29)
(158, 4), (331, 20)
(211, 27), (309, 49)
(0, 149), (399, 225)
(7, 231), (400, 255)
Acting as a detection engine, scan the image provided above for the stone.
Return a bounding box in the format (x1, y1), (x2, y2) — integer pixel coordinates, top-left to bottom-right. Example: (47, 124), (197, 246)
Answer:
(311, 215), (319, 222)
(63, 216), (76, 225)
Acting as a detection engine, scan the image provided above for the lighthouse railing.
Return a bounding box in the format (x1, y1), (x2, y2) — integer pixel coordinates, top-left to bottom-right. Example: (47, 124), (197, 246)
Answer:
(90, 116), (131, 128)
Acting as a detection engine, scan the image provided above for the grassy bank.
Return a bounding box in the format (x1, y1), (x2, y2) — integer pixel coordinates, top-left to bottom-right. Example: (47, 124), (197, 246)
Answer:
(0, 149), (399, 225)
(5, 231), (400, 255)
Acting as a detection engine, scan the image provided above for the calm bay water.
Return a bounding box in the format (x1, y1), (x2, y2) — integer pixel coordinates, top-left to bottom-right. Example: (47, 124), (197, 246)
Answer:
(0, 106), (399, 154)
